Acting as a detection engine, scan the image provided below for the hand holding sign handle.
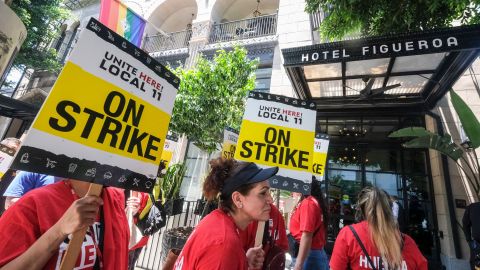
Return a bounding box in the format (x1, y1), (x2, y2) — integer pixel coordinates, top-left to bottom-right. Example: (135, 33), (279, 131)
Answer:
(60, 183), (103, 270)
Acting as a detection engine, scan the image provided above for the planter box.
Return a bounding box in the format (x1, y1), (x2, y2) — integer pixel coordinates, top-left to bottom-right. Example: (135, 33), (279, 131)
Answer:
(160, 227), (193, 263)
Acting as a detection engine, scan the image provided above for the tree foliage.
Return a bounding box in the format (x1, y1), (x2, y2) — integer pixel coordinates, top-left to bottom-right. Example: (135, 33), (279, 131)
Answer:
(305, 0), (480, 40)
(10, 0), (69, 71)
(170, 46), (258, 153)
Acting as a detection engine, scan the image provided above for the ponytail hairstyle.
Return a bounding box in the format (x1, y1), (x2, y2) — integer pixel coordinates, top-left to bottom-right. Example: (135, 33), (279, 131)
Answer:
(356, 187), (402, 270)
(202, 158), (256, 213)
(311, 178), (329, 238)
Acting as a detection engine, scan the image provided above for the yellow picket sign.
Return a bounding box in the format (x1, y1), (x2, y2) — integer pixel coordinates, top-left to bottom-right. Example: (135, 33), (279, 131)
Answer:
(222, 127), (238, 159)
(312, 134), (330, 179)
(236, 120), (313, 172)
(235, 92), (317, 194)
(32, 62), (170, 165)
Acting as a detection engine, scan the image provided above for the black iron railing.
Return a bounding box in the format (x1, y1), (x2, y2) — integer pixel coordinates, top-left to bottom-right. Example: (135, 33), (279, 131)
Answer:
(209, 13), (277, 43)
(143, 30), (192, 53)
(135, 200), (208, 269)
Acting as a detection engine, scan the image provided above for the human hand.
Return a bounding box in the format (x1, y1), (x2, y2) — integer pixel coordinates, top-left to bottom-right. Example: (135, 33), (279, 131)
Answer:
(54, 195), (103, 236)
(294, 263), (303, 270)
(126, 196), (141, 216)
(471, 240), (479, 249)
(246, 245), (265, 269)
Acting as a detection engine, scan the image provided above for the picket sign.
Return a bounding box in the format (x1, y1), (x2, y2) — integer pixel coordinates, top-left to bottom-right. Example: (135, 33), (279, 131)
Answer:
(255, 221), (266, 247)
(60, 183), (103, 270)
(9, 18), (179, 270)
(234, 91), (317, 194)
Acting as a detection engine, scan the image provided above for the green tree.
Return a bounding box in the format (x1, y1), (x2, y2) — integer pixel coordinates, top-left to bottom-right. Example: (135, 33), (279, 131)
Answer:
(10, 0), (69, 72)
(170, 46), (258, 153)
(305, 0), (480, 40)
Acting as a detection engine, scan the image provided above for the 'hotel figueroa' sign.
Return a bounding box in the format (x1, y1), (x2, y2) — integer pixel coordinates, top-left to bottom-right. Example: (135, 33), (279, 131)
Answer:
(282, 24), (480, 65)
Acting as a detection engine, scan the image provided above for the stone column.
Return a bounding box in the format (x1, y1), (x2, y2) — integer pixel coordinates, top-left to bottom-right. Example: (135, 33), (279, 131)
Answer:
(269, 0), (312, 98)
(185, 20), (213, 68)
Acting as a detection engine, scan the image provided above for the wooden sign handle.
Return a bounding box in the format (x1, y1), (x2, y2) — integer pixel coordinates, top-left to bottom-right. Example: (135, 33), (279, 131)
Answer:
(254, 221), (265, 247)
(60, 183), (103, 270)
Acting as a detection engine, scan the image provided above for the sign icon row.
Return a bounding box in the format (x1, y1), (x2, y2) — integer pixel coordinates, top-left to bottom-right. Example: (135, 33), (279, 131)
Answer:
(19, 152), (153, 189)
(271, 178), (310, 191)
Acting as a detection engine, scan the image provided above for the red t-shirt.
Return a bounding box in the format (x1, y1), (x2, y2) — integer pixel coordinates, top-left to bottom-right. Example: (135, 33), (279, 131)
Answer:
(130, 191), (150, 251)
(0, 181), (129, 270)
(330, 221), (428, 270)
(239, 204), (288, 252)
(173, 209), (247, 270)
(289, 196), (326, 249)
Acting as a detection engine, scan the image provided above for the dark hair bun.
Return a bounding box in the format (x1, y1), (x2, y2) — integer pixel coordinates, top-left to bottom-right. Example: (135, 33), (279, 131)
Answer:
(203, 158), (236, 200)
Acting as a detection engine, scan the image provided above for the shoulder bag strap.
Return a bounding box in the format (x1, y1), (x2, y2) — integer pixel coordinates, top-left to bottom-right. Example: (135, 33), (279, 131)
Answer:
(348, 225), (378, 270)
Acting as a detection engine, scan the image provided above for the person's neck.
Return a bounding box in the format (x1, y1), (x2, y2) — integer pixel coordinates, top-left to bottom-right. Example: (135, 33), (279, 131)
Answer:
(68, 179), (91, 197)
(228, 210), (252, 230)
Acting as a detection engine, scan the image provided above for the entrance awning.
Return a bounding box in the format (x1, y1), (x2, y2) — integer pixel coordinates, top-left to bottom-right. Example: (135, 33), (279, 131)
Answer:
(282, 24), (480, 112)
(0, 94), (39, 120)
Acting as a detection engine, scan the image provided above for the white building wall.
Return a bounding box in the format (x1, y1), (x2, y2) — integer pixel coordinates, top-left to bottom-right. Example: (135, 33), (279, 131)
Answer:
(269, 0), (312, 98)
(431, 57), (480, 269)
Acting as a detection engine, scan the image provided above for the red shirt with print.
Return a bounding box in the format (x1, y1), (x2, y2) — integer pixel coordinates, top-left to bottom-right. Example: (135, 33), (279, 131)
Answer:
(173, 209), (247, 270)
(239, 204), (288, 252)
(330, 221), (428, 270)
(130, 191), (150, 251)
(0, 181), (129, 270)
(289, 196), (326, 249)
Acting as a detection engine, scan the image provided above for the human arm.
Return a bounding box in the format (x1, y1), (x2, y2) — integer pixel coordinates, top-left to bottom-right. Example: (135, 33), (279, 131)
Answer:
(292, 197), (320, 270)
(126, 196), (141, 216)
(4, 196), (19, 210)
(246, 245), (265, 270)
(0, 195), (103, 270)
(3, 172), (34, 209)
(293, 231), (313, 270)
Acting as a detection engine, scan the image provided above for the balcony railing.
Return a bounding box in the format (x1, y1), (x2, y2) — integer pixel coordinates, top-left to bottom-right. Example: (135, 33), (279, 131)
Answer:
(144, 30), (192, 53)
(209, 13), (277, 43)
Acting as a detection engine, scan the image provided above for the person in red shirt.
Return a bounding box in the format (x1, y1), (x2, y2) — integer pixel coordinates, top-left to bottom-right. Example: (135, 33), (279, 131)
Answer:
(289, 178), (329, 270)
(330, 187), (428, 270)
(0, 179), (129, 269)
(126, 191), (150, 270)
(239, 203), (288, 269)
(173, 158), (279, 270)
(240, 203), (288, 252)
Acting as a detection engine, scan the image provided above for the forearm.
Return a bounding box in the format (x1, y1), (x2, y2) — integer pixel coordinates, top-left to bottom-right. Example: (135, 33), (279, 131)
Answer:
(294, 232), (313, 270)
(4, 197), (19, 210)
(1, 223), (68, 270)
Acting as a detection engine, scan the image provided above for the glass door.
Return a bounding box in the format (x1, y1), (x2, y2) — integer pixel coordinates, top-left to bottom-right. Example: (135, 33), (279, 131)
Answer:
(321, 115), (439, 261)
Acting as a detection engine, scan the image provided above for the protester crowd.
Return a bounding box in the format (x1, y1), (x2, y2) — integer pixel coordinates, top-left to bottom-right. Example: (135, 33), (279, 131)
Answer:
(0, 142), (431, 270)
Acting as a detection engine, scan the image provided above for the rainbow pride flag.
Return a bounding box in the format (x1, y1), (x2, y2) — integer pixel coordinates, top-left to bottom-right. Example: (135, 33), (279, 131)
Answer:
(99, 0), (146, 47)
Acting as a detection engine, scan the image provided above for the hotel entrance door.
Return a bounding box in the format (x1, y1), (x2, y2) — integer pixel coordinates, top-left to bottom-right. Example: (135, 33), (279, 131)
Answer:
(319, 116), (440, 262)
